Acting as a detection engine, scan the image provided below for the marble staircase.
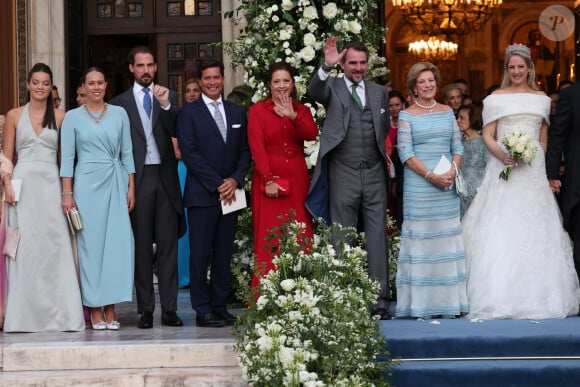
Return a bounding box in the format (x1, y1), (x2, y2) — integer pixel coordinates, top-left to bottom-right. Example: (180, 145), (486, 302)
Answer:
(0, 290), (247, 386)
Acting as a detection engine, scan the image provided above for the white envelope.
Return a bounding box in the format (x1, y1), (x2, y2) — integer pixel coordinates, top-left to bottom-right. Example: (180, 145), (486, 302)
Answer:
(433, 155), (452, 175)
(221, 188), (247, 215)
(9, 179), (22, 202)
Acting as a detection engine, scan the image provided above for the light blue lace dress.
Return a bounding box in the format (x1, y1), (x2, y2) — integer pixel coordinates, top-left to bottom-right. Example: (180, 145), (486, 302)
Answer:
(459, 136), (489, 218)
(395, 109), (469, 318)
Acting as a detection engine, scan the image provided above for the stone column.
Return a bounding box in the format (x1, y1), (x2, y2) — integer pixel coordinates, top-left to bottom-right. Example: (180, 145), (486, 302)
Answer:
(221, 0), (245, 98)
(28, 0), (66, 109)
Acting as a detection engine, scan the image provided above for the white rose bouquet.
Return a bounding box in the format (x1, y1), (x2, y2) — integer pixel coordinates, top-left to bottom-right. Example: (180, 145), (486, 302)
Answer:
(499, 131), (537, 181)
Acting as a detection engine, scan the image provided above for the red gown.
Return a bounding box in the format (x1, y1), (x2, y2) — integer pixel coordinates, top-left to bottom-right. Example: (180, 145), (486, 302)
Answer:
(248, 99), (318, 289)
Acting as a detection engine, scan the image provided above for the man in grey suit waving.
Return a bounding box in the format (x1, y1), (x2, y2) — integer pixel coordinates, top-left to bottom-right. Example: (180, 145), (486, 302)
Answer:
(306, 36), (390, 319)
(111, 46), (185, 328)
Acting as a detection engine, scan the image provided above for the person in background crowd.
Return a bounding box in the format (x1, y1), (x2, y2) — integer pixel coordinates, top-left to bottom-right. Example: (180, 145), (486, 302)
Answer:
(463, 43), (580, 320)
(453, 78), (470, 96)
(0, 121), (10, 329)
(306, 35), (390, 320)
(111, 46), (185, 329)
(174, 77), (201, 288)
(548, 77), (580, 280)
(61, 66), (136, 330)
(558, 80), (573, 93)
(76, 84), (87, 107)
(52, 85), (62, 109)
(248, 61), (318, 290)
(177, 59), (250, 327)
(2, 63), (84, 332)
(386, 90), (405, 228)
(443, 83), (463, 116)
(395, 62), (467, 319)
(456, 104), (488, 217)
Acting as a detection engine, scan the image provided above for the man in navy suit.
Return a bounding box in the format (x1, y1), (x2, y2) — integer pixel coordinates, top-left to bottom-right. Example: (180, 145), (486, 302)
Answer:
(111, 46), (186, 329)
(177, 60), (250, 327)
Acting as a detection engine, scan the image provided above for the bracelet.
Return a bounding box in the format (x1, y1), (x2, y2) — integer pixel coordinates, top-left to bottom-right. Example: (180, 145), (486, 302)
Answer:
(321, 63), (334, 72)
(62, 191), (73, 196)
(424, 171), (432, 181)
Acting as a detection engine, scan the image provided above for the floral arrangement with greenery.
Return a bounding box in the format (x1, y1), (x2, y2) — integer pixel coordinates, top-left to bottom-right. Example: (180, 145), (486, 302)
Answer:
(224, 0), (388, 169)
(234, 218), (390, 386)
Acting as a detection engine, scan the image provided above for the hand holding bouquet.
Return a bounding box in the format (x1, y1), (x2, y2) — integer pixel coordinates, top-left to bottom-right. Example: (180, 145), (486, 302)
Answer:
(499, 131), (537, 181)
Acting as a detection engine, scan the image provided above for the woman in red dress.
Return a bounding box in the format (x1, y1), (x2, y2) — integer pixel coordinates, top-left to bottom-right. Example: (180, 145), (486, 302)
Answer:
(248, 61), (318, 289)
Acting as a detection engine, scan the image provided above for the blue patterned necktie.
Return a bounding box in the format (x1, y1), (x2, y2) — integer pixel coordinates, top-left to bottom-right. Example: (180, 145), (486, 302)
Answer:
(210, 101), (227, 142)
(143, 87), (152, 117)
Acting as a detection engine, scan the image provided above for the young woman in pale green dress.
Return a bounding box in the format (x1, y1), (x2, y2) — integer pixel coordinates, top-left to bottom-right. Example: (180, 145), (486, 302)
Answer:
(2, 63), (84, 332)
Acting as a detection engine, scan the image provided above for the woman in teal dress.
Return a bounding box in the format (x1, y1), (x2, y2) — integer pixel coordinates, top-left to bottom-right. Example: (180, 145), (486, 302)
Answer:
(172, 77), (201, 287)
(395, 62), (468, 319)
(456, 104), (489, 217)
(60, 67), (135, 330)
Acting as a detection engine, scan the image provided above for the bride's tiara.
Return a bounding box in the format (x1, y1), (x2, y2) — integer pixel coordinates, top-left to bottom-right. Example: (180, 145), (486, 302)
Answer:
(505, 43), (531, 57)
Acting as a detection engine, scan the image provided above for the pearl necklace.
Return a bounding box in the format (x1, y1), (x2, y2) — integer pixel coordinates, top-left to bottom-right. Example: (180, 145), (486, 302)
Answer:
(415, 100), (437, 113)
(84, 103), (108, 124)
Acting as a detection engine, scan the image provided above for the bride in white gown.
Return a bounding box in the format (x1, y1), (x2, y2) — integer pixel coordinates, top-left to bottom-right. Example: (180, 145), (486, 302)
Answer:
(462, 43), (580, 319)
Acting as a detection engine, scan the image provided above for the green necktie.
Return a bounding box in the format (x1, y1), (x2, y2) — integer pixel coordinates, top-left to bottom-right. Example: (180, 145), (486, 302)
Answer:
(351, 83), (363, 109)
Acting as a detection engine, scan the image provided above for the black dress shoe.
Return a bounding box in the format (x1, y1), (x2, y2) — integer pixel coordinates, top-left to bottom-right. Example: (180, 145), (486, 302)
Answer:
(196, 312), (226, 328)
(215, 310), (237, 326)
(375, 308), (391, 320)
(161, 311), (184, 327)
(138, 311), (153, 329)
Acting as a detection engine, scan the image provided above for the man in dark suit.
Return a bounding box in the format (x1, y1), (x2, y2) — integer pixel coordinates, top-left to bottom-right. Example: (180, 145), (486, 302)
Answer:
(305, 36), (390, 319)
(111, 46), (185, 328)
(177, 60), (250, 327)
(547, 82), (580, 277)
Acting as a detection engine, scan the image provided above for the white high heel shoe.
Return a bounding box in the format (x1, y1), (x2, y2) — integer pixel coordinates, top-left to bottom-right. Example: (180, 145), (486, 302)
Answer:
(91, 316), (107, 330)
(106, 320), (120, 330)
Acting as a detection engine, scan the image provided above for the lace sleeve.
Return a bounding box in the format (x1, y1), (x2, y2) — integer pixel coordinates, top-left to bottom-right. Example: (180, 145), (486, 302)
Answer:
(450, 117), (464, 156)
(396, 118), (414, 164)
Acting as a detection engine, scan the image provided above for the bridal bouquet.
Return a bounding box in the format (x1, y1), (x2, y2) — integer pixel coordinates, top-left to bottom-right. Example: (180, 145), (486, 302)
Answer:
(499, 131), (537, 181)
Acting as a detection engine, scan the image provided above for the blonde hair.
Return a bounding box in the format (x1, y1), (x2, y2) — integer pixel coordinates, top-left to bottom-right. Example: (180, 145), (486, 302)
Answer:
(501, 44), (539, 90)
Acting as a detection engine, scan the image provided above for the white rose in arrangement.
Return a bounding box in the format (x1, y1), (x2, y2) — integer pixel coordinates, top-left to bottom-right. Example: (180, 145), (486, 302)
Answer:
(279, 29), (292, 40)
(288, 310), (303, 321)
(300, 46), (316, 62)
(278, 346), (295, 365)
(303, 6), (318, 20)
(522, 149), (534, 162)
(280, 278), (297, 292)
(272, 15), (280, 22)
(514, 142), (525, 153)
(348, 20), (363, 34)
(322, 2), (338, 19)
(303, 32), (317, 47)
(281, 0), (294, 11)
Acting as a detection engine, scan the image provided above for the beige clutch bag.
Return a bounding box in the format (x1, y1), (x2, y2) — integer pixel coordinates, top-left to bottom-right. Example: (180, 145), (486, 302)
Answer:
(67, 207), (83, 231)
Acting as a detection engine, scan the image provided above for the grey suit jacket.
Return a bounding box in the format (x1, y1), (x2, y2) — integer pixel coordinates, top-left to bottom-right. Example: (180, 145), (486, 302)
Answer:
(110, 88), (186, 236)
(305, 72), (389, 222)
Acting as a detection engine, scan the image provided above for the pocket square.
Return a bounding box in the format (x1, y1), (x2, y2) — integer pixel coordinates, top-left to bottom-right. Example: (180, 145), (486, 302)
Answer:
(232, 124), (242, 128)
(381, 108), (386, 114)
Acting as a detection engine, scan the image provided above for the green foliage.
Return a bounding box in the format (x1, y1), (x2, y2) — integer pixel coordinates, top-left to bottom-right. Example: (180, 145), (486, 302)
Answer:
(234, 218), (390, 386)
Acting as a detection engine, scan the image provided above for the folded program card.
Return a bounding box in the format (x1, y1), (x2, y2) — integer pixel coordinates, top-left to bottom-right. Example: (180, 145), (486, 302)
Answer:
(221, 188), (247, 215)
(433, 155), (452, 175)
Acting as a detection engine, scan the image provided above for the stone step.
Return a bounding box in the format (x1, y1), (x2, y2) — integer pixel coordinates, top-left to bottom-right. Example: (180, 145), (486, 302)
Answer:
(0, 366), (246, 386)
(1, 339), (238, 372)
